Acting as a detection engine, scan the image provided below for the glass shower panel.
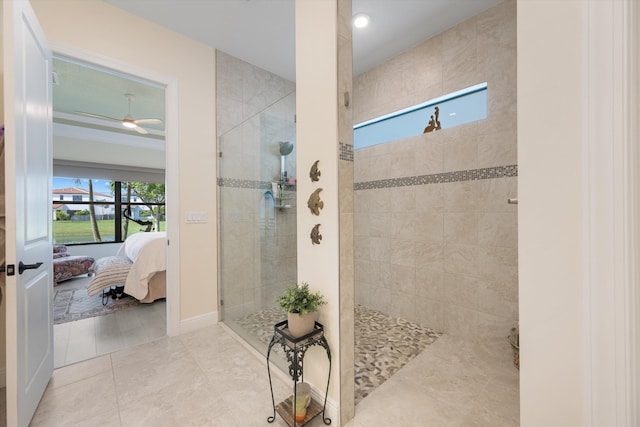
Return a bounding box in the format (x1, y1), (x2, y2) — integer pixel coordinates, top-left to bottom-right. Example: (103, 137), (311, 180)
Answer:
(219, 92), (297, 357)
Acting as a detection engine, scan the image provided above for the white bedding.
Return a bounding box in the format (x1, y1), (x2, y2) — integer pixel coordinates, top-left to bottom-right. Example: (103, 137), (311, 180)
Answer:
(116, 231), (166, 300)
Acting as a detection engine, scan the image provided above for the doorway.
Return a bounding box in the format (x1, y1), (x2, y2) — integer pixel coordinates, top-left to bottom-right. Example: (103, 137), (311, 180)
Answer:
(50, 53), (173, 368)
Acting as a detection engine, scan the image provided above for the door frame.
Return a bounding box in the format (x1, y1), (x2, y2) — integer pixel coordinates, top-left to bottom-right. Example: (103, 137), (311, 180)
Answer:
(50, 43), (180, 336)
(582, 0), (639, 424)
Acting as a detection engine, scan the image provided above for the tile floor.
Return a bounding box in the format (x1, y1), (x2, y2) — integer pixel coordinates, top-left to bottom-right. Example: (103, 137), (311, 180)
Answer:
(54, 299), (166, 368)
(28, 323), (519, 426)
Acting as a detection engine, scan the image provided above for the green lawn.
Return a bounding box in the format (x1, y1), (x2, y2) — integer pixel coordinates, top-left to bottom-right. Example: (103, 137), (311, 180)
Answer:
(53, 219), (165, 244)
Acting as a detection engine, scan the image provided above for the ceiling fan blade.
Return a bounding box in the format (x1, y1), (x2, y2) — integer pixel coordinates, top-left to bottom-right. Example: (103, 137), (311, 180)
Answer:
(74, 111), (122, 122)
(132, 125), (149, 134)
(133, 118), (162, 125)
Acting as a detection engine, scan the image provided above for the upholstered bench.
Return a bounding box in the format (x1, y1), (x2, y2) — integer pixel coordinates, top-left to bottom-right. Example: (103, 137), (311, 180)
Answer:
(87, 256), (133, 297)
(53, 245), (95, 283)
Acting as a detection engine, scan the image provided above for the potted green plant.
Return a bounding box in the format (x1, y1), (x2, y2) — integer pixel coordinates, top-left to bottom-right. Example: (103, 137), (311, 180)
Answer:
(277, 282), (327, 338)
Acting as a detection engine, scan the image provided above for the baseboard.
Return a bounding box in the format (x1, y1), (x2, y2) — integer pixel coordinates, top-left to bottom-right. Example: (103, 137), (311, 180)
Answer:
(179, 310), (218, 334)
(0, 367), (5, 388)
(310, 384), (338, 424)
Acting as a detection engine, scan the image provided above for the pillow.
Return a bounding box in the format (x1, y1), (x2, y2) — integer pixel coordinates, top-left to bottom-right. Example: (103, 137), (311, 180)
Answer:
(87, 256), (133, 296)
(53, 252), (71, 259)
(53, 244), (68, 254)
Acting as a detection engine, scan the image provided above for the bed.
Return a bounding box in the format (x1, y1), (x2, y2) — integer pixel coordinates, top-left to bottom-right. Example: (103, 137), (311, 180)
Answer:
(88, 231), (167, 303)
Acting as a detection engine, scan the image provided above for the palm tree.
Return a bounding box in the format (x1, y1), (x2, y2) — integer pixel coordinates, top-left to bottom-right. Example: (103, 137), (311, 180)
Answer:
(123, 183), (132, 239)
(74, 178), (101, 242)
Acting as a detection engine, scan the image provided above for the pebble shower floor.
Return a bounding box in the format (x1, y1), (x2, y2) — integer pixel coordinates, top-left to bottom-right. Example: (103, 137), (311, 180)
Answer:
(236, 304), (442, 404)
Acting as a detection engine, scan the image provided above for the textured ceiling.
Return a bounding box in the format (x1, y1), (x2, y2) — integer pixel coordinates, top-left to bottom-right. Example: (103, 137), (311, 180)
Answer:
(53, 56), (165, 133)
(104, 0), (502, 82)
(53, 0), (503, 170)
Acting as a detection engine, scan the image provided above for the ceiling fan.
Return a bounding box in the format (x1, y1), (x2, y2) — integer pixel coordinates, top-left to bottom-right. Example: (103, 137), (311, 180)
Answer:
(75, 93), (162, 134)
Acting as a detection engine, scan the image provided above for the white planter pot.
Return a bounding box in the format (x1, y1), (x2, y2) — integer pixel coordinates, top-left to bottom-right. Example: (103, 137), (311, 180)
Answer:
(287, 312), (316, 338)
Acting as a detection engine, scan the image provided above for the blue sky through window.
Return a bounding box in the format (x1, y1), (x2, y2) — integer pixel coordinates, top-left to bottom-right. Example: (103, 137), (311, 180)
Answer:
(353, 83), (488, 149)
(53, 177), (113, 195)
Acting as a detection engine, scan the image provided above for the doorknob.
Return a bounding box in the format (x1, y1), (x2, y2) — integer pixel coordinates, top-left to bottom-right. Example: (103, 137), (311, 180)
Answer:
(18, 261), (43, 274)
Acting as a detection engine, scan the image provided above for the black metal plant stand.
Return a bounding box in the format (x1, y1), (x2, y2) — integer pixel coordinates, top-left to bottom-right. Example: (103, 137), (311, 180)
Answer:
(266, 320), (332, 426)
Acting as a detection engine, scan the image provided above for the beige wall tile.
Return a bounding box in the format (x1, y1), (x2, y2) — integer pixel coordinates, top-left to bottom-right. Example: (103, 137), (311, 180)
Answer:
(443, 125), (478, 171)
(391, 264), (417, 295)
(477, 129), (517, 168)
(390, 290), (417, 322)
(415, 267), (445, 299)
(390, 238), (416, 267)
(391, 186), (416, 213)
(415, 184), (445, 213)
(391, 213), (416, 240)
(415, 242), (444, 271)
(369, 212), (392, 238)
(415, 138), (445, 175)
(478, 212), (518, 248)
(415, 212), (445, 244)
(444, 213), (478, 245)
(477, 277), (519, 320)
(354, 211), (369, 237)
(414, 296), (446, 332)
(443, 244), (480, 277)
(369, 236), (391, 262)
(443, 181), (479, 213)
(353, 0), (517, 341)
(369, 286), (393, 313)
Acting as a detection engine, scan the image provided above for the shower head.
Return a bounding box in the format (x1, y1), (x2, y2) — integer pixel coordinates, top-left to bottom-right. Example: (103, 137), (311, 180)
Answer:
(279, 141), (294, 156)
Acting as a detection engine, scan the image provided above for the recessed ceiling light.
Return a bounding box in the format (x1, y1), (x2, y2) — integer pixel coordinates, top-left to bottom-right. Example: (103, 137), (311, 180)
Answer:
(353, 13), (370, 29)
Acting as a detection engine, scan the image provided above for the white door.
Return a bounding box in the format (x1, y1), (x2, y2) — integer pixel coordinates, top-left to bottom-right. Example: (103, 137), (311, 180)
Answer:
(2, 1), (53, 426)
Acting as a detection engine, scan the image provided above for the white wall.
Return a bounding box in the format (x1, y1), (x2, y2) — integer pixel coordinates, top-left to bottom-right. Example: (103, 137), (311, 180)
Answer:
(30, 0), (218, 322)
(295, 0), (341, 407)
(65, 243), (121, 260)
(518, 1), (584, 425)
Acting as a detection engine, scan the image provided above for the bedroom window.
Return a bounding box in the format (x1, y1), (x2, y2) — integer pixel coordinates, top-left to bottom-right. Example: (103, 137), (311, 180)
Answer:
(52, 177), (165, 245)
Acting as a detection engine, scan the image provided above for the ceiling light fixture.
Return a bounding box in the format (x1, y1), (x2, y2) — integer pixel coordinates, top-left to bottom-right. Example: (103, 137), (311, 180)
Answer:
(353, 13), (370, 29)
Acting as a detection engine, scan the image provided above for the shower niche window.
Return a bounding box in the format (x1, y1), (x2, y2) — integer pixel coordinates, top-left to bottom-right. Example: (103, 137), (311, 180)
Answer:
(353, 82), (488, 149)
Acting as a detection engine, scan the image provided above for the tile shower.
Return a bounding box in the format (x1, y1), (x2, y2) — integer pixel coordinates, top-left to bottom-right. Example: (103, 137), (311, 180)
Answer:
(217, 51), (297, 351)
(217, 0), (517, 406)
(353, 0), (518, 342)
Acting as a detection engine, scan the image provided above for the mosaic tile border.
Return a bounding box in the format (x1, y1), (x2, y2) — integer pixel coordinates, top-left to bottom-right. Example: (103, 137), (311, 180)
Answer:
(219, 165), (515, 190)
(218, 177), (298, 191)
(354, 164), (517, 191)
(340, 142), (354, 162)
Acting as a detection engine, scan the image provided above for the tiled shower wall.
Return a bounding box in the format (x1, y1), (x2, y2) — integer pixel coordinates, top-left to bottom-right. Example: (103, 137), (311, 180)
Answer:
(353, 0), (517, 340)
(217, 51), (297, 321)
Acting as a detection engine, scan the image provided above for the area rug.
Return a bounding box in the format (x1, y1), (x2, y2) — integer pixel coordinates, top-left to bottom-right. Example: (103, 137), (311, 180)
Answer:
(53, 276), (141, 324)
(235, 305), (442, 404)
